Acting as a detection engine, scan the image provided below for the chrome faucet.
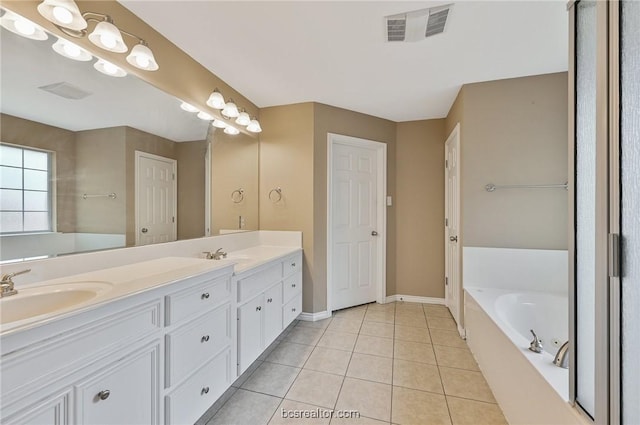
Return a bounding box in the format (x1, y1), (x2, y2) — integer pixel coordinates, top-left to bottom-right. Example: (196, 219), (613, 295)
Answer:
(203, 248), (227, 260)
(553, 341), (569, 368)
(528, 329), (544, 353)
(0, 269), (31, 298)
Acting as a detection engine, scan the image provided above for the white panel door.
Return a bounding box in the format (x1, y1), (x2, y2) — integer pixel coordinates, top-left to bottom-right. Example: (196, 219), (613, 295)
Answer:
(331, 142), (378, 311)
(136, 152), (176, 245)
(445, 125), (461, 328)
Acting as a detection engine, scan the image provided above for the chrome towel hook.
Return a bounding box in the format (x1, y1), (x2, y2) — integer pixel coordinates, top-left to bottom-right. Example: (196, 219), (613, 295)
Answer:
(231, 188), (244, 203)
(269, 187), (282, 203)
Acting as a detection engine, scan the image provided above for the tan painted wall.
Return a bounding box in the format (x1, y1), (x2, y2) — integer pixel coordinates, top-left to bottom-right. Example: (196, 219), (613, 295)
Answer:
(259, 103), (315, 310)
(75, 127), (126, 234)
(176, 140), (207, 240)
(461, 73), (568, 249)
(1, 113), (76, 232)
(312, 103), (397, 311)
(395, 119), (446, 298)
(211, 131), (259, 235)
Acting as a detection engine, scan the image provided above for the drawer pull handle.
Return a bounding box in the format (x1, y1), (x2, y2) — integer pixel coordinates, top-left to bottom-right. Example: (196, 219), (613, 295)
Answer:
(201, 387), (210, 395)
(97, 390), (110, 400)
(292, 308), (297, 312)
(291, 263), (296, 267)
(256, 306), (262, 311)
(267, 298), (273, 303)
(201, 335), (210, 342)
(201, 293), (210, 299)
(292, 284), (296, 288)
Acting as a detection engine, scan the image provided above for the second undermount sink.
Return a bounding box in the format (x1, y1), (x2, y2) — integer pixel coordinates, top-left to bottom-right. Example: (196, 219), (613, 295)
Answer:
(0, 281), (113, 325)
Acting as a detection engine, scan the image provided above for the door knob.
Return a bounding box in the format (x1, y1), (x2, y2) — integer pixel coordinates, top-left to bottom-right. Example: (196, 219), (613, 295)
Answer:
(371, 231), (378, 236)
(449, 236), (458, 242)
(141, 228), (148, 233)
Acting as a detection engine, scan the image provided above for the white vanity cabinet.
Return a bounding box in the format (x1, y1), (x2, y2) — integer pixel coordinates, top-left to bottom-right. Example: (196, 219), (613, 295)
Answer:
(237, 251), (302, 374)
(0, 264), (234, 425)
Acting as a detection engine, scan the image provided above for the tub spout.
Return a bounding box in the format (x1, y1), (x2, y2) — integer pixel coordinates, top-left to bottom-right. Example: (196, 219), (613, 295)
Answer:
(528, 329), (544, 353)
(553, 341), (569, 369)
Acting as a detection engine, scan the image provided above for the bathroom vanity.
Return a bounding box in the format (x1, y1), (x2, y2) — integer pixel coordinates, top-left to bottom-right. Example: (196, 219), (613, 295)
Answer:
(0, 233), (303, 425)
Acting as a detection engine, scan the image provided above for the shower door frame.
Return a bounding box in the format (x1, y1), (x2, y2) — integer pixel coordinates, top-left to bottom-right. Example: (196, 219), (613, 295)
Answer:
(569, 1), (622, 423)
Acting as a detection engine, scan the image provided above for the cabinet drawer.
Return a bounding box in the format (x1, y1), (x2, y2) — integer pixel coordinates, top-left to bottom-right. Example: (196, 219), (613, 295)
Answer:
(166, 303), (231, 387)
(165, 349), (231, 425)
(166, 275), (231, 325)
(283, 272), (302, 304)
(283, 294), (302, 328)
(237, 263), (282, 303)
(283, 252), (302, 277)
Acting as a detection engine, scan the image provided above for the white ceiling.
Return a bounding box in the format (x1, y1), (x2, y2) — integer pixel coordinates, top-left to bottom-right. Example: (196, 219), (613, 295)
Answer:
(120, 0), (568, 122)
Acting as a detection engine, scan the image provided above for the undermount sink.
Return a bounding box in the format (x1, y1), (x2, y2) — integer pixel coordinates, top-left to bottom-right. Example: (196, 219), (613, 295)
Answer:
(0, 281), (113, 325)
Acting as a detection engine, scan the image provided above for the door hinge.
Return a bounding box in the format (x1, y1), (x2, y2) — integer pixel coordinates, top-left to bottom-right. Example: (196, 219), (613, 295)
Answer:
(172, 173), (175, 180)
(445, 276), (449, 286)
(445, 160), (448, 169)
(445, 218), (448, 227)
(609, 233), (620, 278)
(172, 217), (175, 223)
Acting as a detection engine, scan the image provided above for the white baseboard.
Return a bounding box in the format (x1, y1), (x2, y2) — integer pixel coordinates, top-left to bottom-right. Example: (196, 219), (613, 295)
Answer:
(384, 295), (446, 305)
(298, 311), (332, 322)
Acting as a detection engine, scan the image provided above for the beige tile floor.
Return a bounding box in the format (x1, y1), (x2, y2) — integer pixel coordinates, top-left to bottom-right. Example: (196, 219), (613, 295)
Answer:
(197, 302), (508, 425)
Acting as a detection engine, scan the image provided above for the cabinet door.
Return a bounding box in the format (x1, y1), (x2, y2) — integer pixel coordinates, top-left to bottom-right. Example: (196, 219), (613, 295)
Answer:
(238, 296), (264, 374)
(3, 390), (71, 425)
(75, 343), (160, 425)
(264, 283), (283, 346)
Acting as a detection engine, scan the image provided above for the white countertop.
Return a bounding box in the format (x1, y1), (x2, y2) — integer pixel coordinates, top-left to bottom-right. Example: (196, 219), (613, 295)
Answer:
(0, 245), (302, 336)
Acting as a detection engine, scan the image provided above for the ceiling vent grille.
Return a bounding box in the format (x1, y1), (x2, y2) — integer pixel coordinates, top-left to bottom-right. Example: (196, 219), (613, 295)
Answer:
(385, 4), (452, 43)
(38, 82), (92, 100)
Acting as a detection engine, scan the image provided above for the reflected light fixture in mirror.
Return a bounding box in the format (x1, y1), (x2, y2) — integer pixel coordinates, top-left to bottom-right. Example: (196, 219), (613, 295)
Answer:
(0, 10), (48, 40)
(37, 0), (87, 31)
(180, 102), (199, 113)
(247, 118), (262, 133)
(212, 119), (227, 129)
(224, 125), (240, 135)
(221, 100), (239, 118)
(94, 58), (126, 77)
(207, 89), (225, 109)
(52, 37), (92, 61)
(197, 111), (214, 121)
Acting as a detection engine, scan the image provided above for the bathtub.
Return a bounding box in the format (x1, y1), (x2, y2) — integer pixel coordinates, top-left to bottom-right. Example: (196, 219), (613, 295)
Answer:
(465, 287), (587, 425)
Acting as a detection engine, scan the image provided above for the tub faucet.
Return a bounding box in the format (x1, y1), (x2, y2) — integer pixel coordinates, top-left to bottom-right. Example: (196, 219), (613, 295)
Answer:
(528, 329), (544, 353)
(553, 341), (569, 369)
(0, 269), (31, 298)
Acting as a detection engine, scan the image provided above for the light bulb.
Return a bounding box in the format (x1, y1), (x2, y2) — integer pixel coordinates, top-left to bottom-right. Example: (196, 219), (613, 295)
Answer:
(180, 102), (199, 113)
(100, 33), (116, 49)
(14, 19), (36, 36)
(63, 42), (81, 57)
(52, 5), (73, 24)
(135, 55), (150, 68)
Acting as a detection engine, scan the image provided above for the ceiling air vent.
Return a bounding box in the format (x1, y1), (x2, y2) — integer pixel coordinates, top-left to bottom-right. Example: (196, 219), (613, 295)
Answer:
(385, 4), (452, 43)
(38, 82), (92, 100)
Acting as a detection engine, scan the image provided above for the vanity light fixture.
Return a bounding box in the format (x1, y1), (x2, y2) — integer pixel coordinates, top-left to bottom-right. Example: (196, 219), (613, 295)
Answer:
(235, 110), (251, 127)
(180, 102), (199, 113)
(221, 100), (239, 118)
(37, 0), (159, 70)
(223, 125), (240, 135)
(94, 58), (126, 77)
(37, 0), (87, 31)
(126, 42), (158, 71)
(206, 89), (226, 109)
(212, 119), (227, 129)
(0, 10), (48, 40)
(197, 111), (214, 121)
(52, 37), (92, 61)
(88, 19), (126, 52)
(246, 118), (262, 133)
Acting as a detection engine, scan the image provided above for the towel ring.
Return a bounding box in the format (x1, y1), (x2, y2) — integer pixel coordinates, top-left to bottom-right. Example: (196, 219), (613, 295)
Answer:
(269, 187), (282, 203)
(231, 188), (244, 203)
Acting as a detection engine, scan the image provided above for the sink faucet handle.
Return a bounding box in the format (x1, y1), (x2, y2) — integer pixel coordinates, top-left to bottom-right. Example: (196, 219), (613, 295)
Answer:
(202, 251), (214, 259)
(214, 248), (227, 258)
(1, 268), (31, 282)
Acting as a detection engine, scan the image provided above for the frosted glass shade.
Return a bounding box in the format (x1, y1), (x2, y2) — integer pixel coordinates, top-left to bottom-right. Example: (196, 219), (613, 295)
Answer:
(126, 43), (159, 71)
(197, 111), (214, 121)
(206, 90), (225, 109)
(180, 102), (199, 113)
(221, 101), (239, 118)
(37, 0), (87, 31)
(212, 119), (227, 129)
(246, 119), (262, 133)
(94, 59), (126, 77)
(0, 11), (48, 41)
(52, 38), (92, 61)
(223, 126), (240, 135)
(89, 21), (127, 53)
(235, 111), (251, 126)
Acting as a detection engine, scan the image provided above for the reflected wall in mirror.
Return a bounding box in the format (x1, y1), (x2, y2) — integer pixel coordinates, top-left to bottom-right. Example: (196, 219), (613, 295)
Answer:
(0, 18), (258, 262)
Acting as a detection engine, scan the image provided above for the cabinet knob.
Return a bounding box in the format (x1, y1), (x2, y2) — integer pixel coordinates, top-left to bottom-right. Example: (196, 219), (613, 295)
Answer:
(97, 390), (110, 400)
(201, 293), (210, 299)
(267, 298), (273, 303)
(201, 335), (210, 343)
(292, 283), (296, 288)
(291, 263), (296, 267)
(256, 306), (262, 311)
(201, 387), (210, 395)
(292, 308), (296, 312)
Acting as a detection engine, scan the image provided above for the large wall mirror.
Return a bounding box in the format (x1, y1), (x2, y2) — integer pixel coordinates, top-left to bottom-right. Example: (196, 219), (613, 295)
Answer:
(0, 23), (259, 262)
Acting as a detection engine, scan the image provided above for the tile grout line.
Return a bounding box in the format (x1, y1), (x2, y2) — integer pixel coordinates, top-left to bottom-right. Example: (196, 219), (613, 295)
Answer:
(424, 305), (455, 425)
